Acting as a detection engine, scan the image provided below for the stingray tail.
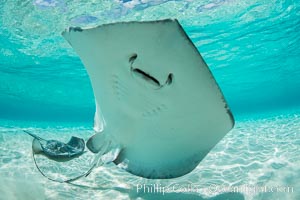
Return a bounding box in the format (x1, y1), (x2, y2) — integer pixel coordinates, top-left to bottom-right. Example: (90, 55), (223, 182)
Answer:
(23, 130), (46, 142)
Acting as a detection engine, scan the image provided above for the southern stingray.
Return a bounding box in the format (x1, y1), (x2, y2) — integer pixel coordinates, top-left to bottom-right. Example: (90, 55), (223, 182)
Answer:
(24, 130), (85, 162)
(59, 19), (234, 179)
(24, 130), (97, 182)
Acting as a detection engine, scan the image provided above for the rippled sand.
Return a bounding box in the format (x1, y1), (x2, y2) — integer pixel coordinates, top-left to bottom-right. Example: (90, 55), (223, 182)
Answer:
(0, 111), (299, 200)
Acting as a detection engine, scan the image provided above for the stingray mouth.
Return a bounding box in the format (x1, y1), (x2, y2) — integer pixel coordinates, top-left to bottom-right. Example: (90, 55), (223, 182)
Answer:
(129, 54), (173, 89)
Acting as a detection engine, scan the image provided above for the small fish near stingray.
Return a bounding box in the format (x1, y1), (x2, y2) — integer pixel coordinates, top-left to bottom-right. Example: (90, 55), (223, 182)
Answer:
(26, 19), (234, 182)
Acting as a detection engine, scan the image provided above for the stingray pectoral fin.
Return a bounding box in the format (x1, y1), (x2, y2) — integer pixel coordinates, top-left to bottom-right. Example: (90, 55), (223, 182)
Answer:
(87, 132), (122, 165)
(101, 148), (122, 164)
(87, 132), (110, 153)
(32, 138), (43, 154)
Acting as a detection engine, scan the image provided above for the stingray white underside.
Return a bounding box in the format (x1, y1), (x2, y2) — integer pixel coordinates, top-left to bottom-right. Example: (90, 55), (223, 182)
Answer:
(62, 19), (234, 179)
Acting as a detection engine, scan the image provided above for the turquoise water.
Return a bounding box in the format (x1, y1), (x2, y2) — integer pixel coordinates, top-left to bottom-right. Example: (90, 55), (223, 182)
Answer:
(0, 0), (299, 199)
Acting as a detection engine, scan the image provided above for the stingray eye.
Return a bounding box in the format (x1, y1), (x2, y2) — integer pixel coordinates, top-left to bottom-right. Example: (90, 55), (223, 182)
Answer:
(166, 73), (173, 85)
(129, 53), (138, 63)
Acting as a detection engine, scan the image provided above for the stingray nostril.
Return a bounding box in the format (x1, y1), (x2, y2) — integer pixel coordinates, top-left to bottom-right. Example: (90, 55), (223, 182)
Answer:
(129, 53), (138, 63)
(166, 73), (173, 85)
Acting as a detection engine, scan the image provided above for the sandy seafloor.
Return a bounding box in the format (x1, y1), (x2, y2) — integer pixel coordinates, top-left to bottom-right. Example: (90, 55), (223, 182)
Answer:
(0, 109), (299, 200)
